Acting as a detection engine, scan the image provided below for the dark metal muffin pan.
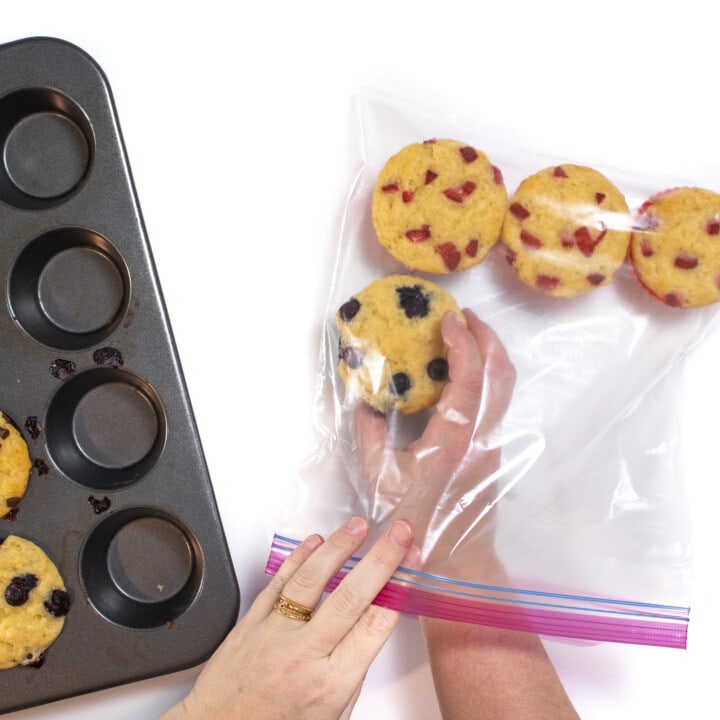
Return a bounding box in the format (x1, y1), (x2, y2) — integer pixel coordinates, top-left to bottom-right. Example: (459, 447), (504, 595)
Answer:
(0, 37), (239, 712)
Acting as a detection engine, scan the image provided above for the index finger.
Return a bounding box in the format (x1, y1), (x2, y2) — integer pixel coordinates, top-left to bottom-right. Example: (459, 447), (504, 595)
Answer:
(311, 519), (418, 654)
(418, 309), (516, 453)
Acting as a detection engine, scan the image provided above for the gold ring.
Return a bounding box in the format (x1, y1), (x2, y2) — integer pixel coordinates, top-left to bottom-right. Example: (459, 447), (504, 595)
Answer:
(273, 594), (314, 622)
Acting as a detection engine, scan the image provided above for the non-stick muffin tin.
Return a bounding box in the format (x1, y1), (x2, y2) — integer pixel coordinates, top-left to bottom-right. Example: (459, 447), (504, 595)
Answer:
(0, 37), (239, 712)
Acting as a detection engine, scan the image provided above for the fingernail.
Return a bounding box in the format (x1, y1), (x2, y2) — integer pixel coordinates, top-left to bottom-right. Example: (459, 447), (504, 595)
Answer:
(445, 310), (465, 327)
(388, 520), (412, 548)
(302, 534), (323, 552)
(345, 516), (367, 536)
(442, 311), (465, 343)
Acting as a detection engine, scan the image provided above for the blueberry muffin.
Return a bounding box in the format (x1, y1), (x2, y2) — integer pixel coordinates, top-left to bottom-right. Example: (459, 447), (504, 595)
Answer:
(372, 139), (507, 273)
(0, 413), (31, 519)
(0, 535), (70, 669)
(501, 164), (632, 296)
(336, 274), (465, 414)
(629, 187), (720, 308)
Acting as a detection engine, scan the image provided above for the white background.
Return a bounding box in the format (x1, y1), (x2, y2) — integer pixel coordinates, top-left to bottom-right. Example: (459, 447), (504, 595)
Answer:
(3, 2), (720, 718)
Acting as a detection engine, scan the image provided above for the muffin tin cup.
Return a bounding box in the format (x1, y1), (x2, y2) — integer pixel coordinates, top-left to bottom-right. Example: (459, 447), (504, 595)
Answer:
(0, 86), (93, 209)
(8, 227), (130, 350)
(80, 507), (202, 629)
(45, 367), (166, 490)
(0, 37), (239, 713)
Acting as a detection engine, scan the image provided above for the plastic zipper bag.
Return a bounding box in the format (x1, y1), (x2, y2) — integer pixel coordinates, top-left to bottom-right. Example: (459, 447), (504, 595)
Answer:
(266, 91), (720, 649)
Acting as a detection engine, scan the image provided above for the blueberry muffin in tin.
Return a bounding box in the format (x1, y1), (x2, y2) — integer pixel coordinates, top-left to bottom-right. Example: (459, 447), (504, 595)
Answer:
(372, 139), (507, 273)
(0, 535), (70, 669)
(629, 186), (720, 308)
(0, 413), (31, 519)
(336, 274), (465, 414)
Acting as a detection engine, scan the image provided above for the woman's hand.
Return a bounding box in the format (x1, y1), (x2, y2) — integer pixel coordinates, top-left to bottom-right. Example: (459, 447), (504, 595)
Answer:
(354, 309), (516, 576)
(160, 516), (419, 720)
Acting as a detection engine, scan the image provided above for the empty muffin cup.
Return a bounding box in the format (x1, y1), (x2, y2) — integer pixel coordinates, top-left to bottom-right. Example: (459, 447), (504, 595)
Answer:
(45, 367), (166, 490)
(8, 227), (129, 350)
(80, 507), (202, 628)
(0, 87), (92, 209)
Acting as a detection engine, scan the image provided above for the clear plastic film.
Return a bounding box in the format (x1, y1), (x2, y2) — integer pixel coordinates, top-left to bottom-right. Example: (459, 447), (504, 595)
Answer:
(266, 91), (720, 648)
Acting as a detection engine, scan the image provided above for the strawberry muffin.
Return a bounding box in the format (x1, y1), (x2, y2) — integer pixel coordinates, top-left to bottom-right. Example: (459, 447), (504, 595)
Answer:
(501, 164), (631, 297)
(372, 139), (507, 273)
(629, 187), (720, 308)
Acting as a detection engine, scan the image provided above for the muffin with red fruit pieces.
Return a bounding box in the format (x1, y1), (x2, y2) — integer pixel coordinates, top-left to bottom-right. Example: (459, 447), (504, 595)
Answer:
(501, 164), (632, 297)
(335, 274), (465, 414)
(371, 138), (507, 273)
(629, 187), (720, 308)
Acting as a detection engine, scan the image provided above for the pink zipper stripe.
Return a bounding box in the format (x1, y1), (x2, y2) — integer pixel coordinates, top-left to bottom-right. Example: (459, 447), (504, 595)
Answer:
(376, 585), (688, 648)
(265, 537), (688, 649)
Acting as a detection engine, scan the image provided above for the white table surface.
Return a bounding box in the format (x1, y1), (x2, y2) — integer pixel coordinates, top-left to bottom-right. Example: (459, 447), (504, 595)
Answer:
(3, 2), (719, 717)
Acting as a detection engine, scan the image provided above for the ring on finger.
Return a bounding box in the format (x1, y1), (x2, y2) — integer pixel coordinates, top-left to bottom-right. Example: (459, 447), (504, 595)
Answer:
(273, 594), (314, 622)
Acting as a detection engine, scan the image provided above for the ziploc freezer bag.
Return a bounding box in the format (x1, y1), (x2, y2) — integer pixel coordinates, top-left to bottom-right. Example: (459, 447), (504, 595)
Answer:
(266, 91), (720, 648)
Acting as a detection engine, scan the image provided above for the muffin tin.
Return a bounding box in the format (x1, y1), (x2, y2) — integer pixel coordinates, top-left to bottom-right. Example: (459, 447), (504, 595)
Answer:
(0, 37), (239, 712)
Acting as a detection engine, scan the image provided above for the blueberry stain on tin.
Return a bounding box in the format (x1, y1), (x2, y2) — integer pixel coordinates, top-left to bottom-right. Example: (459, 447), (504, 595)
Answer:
(93, 346), (124, 368)
(427, 358), (449, 382)
(50, 358), (76, 380)
(24, 416), (41, 440)
(88, 495), (111, 514)
(389, 372), (412, 396)
(339, 298), (361, 322)
(32, 458), (49, 475)
(5, 573), (38, 606)
(396, 285), (431, 318)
